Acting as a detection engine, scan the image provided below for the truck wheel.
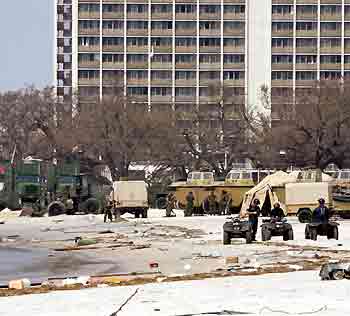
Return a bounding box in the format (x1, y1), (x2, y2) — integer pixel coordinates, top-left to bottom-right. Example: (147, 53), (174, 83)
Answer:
(141, 208), (148, 218)
(246, 231), (253, 244)
(261, 228), (271, 241)
(305, 225), (310, 239)
(310, 228), (317, 241)
(298, 209), (312, 223)
(331, 270), (345, 280)
(48, 202), (65, 217)
(223, 231), (231, 245)
(156, 197), (167, 209)
(284, 229), (294, 241)
(85, 198), (100, 214)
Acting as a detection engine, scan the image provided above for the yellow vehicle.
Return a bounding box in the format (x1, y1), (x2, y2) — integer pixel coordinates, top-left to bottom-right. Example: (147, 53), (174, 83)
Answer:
(169, 170), (273, 215)
(329, 170), (350, 217)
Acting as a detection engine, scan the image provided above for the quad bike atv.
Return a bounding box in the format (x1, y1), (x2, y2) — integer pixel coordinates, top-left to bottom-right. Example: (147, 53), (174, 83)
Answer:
(305, 221), (339, 241)
(319, 262), (350, 280)
(261, 217), (294, 241)
(223, 217), (253, 244)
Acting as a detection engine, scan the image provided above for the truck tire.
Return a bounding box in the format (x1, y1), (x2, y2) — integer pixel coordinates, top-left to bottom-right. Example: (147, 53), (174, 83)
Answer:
(331, 270), (345, 280)
(298, 209), (312, 223)
(223, 231), (231, 245)
(84, 198), (100, 214)
(246, 231), (253, 244)
(284, 229), (294, 241)
(142, 208), (148, 218)
(261, 228), (271, 241)
(156, 197), (167, 209)
(48, 202), (65, 217)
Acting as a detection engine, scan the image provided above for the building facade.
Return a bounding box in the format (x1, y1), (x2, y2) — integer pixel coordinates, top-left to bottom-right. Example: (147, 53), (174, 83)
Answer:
(54, 0), (350, 126)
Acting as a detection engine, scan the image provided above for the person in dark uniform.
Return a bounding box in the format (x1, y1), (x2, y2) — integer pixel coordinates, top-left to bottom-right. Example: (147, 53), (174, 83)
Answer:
(312, 198), (331, 223)
(104, 199), (114, 222)
(246, 198), (261, 241)
(270, 202), (285, 219)
(185, 191), (195, 217)
(219, 190), (231, 215)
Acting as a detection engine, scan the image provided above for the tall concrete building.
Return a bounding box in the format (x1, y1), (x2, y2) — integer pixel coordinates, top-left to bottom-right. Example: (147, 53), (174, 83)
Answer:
(54, 0), (350, 127)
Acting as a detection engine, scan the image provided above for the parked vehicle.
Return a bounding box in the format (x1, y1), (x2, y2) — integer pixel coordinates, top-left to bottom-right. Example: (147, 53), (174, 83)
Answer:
(223, 217), (253, 244)
(111, 180), (149, 218)
(261, 217), (294, 241)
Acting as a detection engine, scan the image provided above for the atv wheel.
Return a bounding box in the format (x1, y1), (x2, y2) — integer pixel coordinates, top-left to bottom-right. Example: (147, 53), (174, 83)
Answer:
(328, 226), (339, 240)
(48, 202), (65, 217)
(245, 231), (253, 244)
(305, 225), (310, 239)
(284, 229), (294, 241)
(261, 228), (271, 241)
(298, 209), (312, 223)
(310, 228), (317, 241)
(331, 270), (345, 280)
(223, 231), (231, 245)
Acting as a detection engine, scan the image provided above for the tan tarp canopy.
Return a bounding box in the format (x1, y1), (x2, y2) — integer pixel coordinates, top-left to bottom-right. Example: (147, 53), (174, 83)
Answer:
(240, 171), (298, 217)
(240, 170), (334, 217)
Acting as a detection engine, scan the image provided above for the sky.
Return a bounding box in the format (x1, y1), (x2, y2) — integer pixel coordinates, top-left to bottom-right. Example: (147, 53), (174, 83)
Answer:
(0, 0), (53, 91)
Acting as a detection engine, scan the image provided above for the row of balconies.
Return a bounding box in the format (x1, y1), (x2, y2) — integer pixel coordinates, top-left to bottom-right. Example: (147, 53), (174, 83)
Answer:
(272, 0), (350, 5)
(272, 63), (350, 70)
(78, 0), (246, 4)
(78, 11), (245, 20)
(273, 12), (350, 21)
(271, 29), (350, 37)
(78, 61), (245, 70)
(79, 28), (245, 36)
(79, 45), (245, 53)
(78, 77), (245, 86)
(272, 46), (350, 53)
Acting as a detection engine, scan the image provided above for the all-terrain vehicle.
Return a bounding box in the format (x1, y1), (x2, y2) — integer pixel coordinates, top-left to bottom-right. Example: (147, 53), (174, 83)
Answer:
(223, 217), (253, 244)
(319, 262), (350, 280)
(261, 217), (294, 241)
(305, 221), (339, 241)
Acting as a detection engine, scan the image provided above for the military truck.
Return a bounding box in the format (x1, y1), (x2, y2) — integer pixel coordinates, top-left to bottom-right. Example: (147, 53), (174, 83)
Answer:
(47, 160), (110, 216)
(0, 160), (20, 211)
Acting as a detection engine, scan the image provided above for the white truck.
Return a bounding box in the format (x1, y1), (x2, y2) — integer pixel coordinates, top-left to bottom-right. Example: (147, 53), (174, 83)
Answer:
(110, 181), (149, 218)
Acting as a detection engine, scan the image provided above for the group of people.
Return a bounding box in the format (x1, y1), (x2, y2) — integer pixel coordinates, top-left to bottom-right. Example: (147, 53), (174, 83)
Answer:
(165, 190), (232, 217)
(245, 197), (331, 241)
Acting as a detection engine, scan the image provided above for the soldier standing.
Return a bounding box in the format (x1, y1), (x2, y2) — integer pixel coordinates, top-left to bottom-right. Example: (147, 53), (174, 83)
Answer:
(166, 193), (176, 217)
(185, 191), (195, 217)
(208, 191), (217, 215)
(104, 199), (114, 223)
(246, 198), (261, 241)
(220, 190), (231, 215)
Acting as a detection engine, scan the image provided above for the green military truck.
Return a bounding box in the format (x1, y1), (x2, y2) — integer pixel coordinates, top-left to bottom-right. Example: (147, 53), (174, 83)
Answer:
(47, 159), (110, 216)
(0, 160), (20, 211)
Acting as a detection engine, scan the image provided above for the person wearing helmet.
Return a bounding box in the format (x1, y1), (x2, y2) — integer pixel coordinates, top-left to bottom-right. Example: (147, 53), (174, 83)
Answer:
(270, 202), (285, 219)
(312, 198), (330, 223)
(246, 198), (261, 241)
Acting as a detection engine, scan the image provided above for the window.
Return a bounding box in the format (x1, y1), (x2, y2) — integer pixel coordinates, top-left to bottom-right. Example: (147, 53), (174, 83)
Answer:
(153, 37), (172, 46)
(224, 22), (245, 31)
(78, 70), (99, 79)
(272, 22), (293, 32)
(103, 21), (123, 30)
(224, 71), (244, 80)
(320, 38), (341, 48)
(103, 54), (123, 63)
(272, 55), (293, 64)
(224, 5), (245, 14)
(79, 20), (99, 29)
(321, 22), (341, 32)
(199, 5), (220, 14)
(297, 5), (317, 15)
(152, 71), (172, 80)
(127, 54), (147, 63)
(79, 37), (99, 46)
(200, 38), (220, 47)
(320, 55), (341, 64)
(151, 87), (171, 96)
(154, 54), (172, 63)
(79, 53), (100, 62)
(152, 21), (173, 30)
(176, 87), (195, 96)
(200, 54), (220, 63)
(320, 71), (341, 80)
(271, 87), (293, 97)
(79, 4), (99, 12)
(103, 4), (123, 13)
(152, 4), (172, 13)
(224, 54), (244, 63)
(345, 56), (350, 64)
(176, 21), (196, 30)
(296, 72), (316, 80)
(127, 37), (148, 46)
(176, 38), (196, 47)
(272, 71), (293, 80)
(127, 4), (147, 13)
(272, 5), (292, 15)
(127, 87), (147, 96)
(103, 37), (123, 46)
(128, 21), (147, 30)
(296, 38), (317, 47)
(321, 5), (341, 15)
(176, 54), (195, 63)
(272, 38), (292, 48)
(296, 55), (317, 64)
(175, 5), (196, 13)
(176, 71), (196, 80)
(127, 70), (147, 79)
(199, 21), (220, 30)
(296, 22), (317, 31)
(200, 71), (220, 80)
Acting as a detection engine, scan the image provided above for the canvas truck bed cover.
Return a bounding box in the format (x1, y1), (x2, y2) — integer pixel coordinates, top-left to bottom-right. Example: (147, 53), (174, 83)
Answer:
(285, 182), (330, 205)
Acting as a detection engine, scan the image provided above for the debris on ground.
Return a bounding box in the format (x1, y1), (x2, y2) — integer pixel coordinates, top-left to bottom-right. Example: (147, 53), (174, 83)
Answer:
(8, 279), (31, 290)
(98, 230), (114, 234)
(75, 237), (98, 246)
